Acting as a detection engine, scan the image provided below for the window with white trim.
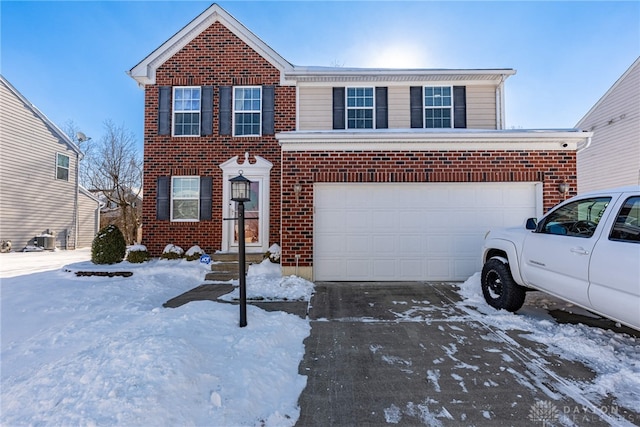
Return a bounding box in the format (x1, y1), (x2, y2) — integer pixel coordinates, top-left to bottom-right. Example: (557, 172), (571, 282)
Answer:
(347, 87), (374, 129)
(171, 176), (200, 221)
(233, 86), (261, 136)
(56, 153), (70, 181)
(173, 87), (201, 136)
(424, 86), (452, 128)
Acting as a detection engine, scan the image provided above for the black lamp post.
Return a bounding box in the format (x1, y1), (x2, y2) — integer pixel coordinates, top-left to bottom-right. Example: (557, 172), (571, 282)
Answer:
(230, 172), (251, 327)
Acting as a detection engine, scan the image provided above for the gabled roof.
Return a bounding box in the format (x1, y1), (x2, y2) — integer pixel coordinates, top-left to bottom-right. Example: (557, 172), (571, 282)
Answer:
(0, 74), (83, 157)
(576, 56), (640, 128)
(128, 3), (294, 86)
(129, 3), (516, 88)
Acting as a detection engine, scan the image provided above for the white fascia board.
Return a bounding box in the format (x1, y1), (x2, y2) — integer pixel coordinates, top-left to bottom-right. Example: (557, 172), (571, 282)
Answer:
(284, 68), (516, 85)
(128, 4), (294, 87)
(277, 129), (593, 152)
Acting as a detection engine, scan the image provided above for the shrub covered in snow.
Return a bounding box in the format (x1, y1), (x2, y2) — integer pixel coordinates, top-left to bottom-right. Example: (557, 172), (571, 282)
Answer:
(160, 244), (184, 260)
(263, 243), (281, 264)
(91, 225), (126, 265)
(185, 245), (204, 261)
(126, 244), (150, 263)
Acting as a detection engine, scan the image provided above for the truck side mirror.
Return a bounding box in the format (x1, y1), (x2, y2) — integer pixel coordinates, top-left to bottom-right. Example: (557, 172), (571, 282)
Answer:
(525, 218), (538, 230)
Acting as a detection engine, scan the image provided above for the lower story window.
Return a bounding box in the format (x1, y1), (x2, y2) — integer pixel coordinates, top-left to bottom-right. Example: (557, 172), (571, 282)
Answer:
(171, 176), (200, 221)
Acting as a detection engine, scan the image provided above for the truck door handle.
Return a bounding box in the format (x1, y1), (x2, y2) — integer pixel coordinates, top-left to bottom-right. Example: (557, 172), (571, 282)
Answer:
(570, 247), (590, 255)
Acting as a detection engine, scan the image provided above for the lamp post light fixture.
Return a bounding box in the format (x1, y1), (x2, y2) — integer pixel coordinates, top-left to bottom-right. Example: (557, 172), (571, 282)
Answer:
(230, 171), (252, 327)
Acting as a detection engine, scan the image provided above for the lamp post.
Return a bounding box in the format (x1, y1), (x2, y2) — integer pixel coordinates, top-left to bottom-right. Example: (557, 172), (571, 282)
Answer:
(229, 172), (252, 327)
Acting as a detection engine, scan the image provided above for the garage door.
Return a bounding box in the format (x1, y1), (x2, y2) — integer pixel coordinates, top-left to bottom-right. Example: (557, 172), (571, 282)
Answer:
(314, 182), (540, 281)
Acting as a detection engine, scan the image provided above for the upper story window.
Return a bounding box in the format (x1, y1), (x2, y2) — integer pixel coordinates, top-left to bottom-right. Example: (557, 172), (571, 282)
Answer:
(173, 87), (201, 136)
(234, 86), (262, 136)
(347, 87), (374, 129)
(56, 153), (70, 181)
(171, 176), (200, 221)
(424, 86), (452, 128)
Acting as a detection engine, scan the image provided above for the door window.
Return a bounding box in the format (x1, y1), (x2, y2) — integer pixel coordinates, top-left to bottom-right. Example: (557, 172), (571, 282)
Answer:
(537, 197), (611, 238)
(234, 181), (260, 244)
(610, 196), (640, 243)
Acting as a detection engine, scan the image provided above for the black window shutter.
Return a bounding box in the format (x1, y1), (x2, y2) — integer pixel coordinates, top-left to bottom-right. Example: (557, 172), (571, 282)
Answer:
(201, 86), (213, 135)
(332, 87), (345, 130)
(453, 86), (467, 129)
(156, 176), (170, 220)
(199, 176), (212, 220)
(375, 87), (388, 129)
(158, 86), (171, 135)
(262, 85), (275, 135)
(219, 86), (232, 135)
(410, 86), (423, 128)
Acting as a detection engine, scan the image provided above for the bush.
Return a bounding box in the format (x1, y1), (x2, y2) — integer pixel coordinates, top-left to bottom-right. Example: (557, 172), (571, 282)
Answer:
(127, 245), (150, 263)
(160, 244), (184, 260)
(92, 225), (126, 264)
(185, 245), (204, 261)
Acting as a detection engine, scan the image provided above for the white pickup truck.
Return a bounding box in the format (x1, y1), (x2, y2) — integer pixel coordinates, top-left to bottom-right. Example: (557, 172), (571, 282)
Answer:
(480, 186), (640, 331)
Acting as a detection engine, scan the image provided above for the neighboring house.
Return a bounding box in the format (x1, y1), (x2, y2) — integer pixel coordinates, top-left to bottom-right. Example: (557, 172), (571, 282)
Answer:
(576, 57), (640, 193)
(0, 75), (101, 250)
(128, 4), (591, 281)
(92, 188), (143, 244)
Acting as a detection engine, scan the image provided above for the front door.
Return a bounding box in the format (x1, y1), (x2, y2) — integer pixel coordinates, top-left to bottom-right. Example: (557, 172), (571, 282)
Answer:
(220, 154), (272, 253)
(230, 179), (262, 250)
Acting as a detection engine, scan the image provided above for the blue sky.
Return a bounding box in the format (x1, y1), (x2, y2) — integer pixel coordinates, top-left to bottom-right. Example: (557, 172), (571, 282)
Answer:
(2, 1), (638, 152)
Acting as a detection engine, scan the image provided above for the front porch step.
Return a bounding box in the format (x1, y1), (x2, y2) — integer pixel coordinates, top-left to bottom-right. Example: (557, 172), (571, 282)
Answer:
(204, 252), (264, 282)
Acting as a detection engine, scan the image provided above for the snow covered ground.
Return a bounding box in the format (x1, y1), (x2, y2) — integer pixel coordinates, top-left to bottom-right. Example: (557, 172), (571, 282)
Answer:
(1, 249), (312, 426)
(1, 250), (638, 426)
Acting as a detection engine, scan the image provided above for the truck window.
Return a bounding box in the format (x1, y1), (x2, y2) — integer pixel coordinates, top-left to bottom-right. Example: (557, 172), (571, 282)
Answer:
(537, 197), (611, 238)
(610, 196), (640, 243)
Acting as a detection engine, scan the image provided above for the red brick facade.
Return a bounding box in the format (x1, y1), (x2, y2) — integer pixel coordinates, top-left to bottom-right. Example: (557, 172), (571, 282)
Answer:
(280, 150), (576, 267)
(141, 22), (295, 255)
(135, 9), (580, 278)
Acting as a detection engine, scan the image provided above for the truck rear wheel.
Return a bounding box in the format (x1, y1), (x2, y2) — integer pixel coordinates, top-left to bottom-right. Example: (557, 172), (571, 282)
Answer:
(481, 258), (526, 312)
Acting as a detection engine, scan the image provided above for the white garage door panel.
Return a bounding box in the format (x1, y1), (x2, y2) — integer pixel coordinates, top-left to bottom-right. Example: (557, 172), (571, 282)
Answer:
(314, 182), (539, 281)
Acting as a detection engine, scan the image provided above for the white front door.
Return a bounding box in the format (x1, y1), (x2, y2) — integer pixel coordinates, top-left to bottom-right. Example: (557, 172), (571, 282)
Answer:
(220, 154), (272, 253)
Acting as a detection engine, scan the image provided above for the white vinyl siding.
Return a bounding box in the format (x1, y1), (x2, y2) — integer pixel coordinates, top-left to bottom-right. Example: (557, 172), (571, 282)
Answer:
(466, 85), (497, 129)
(0, 78), (91, 249)
(577, 59), (640, 192)
(298, 86), (333, 130)
(297, 84), (499, 131)
(388, 86), (410, 128)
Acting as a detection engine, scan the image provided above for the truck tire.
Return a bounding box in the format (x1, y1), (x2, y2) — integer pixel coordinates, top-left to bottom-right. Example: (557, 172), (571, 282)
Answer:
(481, 258), (526, 312)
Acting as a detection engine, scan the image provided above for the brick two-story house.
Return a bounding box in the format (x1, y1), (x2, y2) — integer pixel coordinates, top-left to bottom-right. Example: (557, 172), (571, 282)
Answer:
(129, 3), (591, 281)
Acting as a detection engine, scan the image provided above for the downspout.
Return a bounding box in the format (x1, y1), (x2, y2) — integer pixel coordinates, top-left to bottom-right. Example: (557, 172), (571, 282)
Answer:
(496, 75), (507, 130)
(576, 136), (592, 153)
(73, 151), (85, 250)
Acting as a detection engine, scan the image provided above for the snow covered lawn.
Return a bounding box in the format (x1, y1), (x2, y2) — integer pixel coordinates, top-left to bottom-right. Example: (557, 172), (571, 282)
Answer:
(1, 249), (313, 426)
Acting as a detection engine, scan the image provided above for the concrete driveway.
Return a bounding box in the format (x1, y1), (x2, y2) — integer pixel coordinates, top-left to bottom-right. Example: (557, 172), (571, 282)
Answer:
(295, 282), (638, 426)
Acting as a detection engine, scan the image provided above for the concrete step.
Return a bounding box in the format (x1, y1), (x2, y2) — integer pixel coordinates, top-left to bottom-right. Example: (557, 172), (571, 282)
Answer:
(204, 271), (239, 282)
(212, 252), (264, 263)
(206, 252), (265, 282)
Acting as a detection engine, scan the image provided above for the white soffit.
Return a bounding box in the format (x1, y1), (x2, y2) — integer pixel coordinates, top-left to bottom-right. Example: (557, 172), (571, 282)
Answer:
(277, 129), (593, 151)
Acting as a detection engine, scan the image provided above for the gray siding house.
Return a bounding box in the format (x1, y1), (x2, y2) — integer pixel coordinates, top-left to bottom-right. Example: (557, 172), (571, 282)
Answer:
(577, 57), (640, 192)
(0, 75), (100, 250)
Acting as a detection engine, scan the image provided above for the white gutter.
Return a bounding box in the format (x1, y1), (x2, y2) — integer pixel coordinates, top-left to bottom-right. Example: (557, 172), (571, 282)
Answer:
(576, 136), (593, 153)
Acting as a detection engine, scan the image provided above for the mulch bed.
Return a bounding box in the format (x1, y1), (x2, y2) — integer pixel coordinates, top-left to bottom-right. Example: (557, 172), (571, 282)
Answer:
(75, 271), (133, 277)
